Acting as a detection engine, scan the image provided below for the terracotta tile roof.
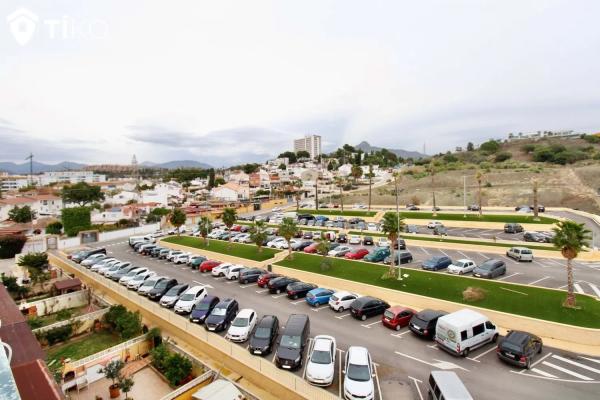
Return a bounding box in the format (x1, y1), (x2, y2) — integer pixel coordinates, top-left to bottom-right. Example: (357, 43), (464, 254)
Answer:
(52, 278), (82, 291)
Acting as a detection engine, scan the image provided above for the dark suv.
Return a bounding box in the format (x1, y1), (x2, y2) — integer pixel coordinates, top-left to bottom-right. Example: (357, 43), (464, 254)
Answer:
(249, 315), (279, 356)
(189, 296), (220, 325)
(147, 278), (178, 301)
(286, 282), (317, 300)
(268, 276), (299, 294)
(497, 330), (543, 369)
(350, 296), (390, 321)
(408, 309), (447, 339)
(205, 298), (239, 332)
(275, 314), (310, 370)
(504, 223), (524, 234)
(238, 268), (265, 284)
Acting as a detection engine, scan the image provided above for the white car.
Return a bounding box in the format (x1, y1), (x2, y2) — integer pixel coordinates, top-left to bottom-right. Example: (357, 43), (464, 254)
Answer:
(329, 291), (359, 312)
(104, 262), (131, 278)
(344, 346), (375, 400)
(211, 263), (233, 277)
(225, 308), (257, 342)
(138, 276), (166, 295)
(348, 235), (362, 245)
(166, 250), (183, 261)
(174, 285), (208, 314)
(151, 230), (166, 238)
(447, 259), (477, 275)
(267, 237), (287, 248)
(137, 243), (154, 253)
(119, 267), (150, 285)
(172, 253), (190, 264)
(306, 335), (336, 386)
(377, 238), (390, 247)
(328, 246), (353, 257)
(167, 226), (187, 235)
(81, 253), (108, 267)
(89, 257), (116, 271)
(95, 259), (120, 273)
(208, 230), (224, 239)
(427, 221), (443, 229)
(127, 271), (156, 290)
(367, 223), (379, 232)
(232, 233), (247, 243)
(225, 265), (246, 280)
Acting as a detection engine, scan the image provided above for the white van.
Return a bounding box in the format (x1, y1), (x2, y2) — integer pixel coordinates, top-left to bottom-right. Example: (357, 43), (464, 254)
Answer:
(435, 309), (498, 357)
(283, 211), (297, 220)
(427, 371), (473, 400)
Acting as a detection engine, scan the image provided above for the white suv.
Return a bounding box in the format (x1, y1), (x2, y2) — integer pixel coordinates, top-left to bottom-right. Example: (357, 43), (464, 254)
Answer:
(507, 247), (534, 262)
(225, 308), (257, 342)
(225, 265), (246, 280)
(329, 291), (359, 313)
(267, 237), (288, 249)
(344, 346), (374, 400)
(174, 285), (208, 314)
(172, 253), (190, 264)
(211, 263), (233, 277)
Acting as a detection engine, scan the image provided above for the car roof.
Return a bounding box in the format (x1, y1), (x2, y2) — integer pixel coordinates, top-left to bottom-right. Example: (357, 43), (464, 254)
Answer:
(216, 298), (236, 307)
(417, 309), (446, 319)
(456, 259), (473, 263)
(184, 285), (205, 294)
(429, 371), (473, 399)
(258, 315), (277, 326)
(333, 290), (356, 297)
(236, 308), (255, 318)
(347, 346), (369, 364)
(387, 306), (413, 314)
(505, 330), (535, 345)
(284, 314), (309, 330)
(313, 335), (334, 351)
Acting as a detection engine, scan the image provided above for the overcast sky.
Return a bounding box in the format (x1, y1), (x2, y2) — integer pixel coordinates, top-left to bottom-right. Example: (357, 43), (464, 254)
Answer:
(1, 0), (599, 166)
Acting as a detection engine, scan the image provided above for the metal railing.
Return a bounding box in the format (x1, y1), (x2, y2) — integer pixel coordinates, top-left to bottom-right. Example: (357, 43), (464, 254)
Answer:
(32, 308), (108, 334)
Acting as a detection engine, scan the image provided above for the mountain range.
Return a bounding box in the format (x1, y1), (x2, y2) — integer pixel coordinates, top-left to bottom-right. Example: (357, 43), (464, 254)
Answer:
(0, 160), (212, 174)
(355, 141), (426, 159)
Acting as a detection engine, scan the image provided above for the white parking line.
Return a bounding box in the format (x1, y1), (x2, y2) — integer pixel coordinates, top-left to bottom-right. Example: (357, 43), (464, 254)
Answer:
(239, 284), (253, 289)
(409, 376), (424, 400)
(427, 344), (438, 349)
(531, 368), (558, 378)
(338, 350), (343, 399)
(374, 364), (382, 400)
(335, 313), (351, 319)
(310, 305), (326, 312)
(439, 250), (450, 258)
(530, 352), (553, 369)
(588, 283), (600, 298)
(542, 361), (593, 381)
(574, 283), (584, 294)
(580, 356), (600, 365)
(255, 289), (269, 294)
(271, 294), (287, 299)
(498, 272), (521, 281)
(290, 299), (305, 305)
(467, 346), (497, 362)
(552, 355), (600, 375)
(528, 276), (551, 285)
(360, 320), (382, 328)
(390, 330), (412, 338)
(458, 251), (471, 259)
(420, 247), (430, 256)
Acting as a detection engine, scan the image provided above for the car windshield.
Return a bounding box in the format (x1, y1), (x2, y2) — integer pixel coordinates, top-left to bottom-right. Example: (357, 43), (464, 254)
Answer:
(384, 310), (395, 319)
(311, 349), (332, 364)
(347, 363), (371, 382)
(133, 275), (146, 281)
(142, 279), (158, 287)
(330, 295), (339, 302)
(280, 335), (301, 349)
(125, 270), (139, 277)
(165, 287), (181, 296)
(180, 293), (196, 301)
(232, 317), (249, 327)
(430, 257), (443, 262)
(155, 280), (169, 289)
(254, 327), (271, 339)
(479, 262), (495, 270)
(211, 307), (227, 316)
(194, 301), (211, 311)
(456, 261), (466, 268)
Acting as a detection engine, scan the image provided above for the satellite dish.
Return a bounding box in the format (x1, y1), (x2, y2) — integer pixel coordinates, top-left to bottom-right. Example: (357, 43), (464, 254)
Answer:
(301, 170), (318, 181)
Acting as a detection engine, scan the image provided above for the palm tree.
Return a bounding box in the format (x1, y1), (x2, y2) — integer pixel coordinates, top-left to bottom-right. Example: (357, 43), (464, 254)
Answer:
(367, 163), (374, 212)
(221, 208), (237, 248)
(279, 217), (299, 259)
(334, 176), (345, 212)
(552, 221), (592, 308)
(316, 240), (332, 271)
(380, 212), (406, 279)
(198, 215), (212, 246)
(350, 165), (363, 185)
(250, 220), (268, 253)
(532, 179), (539, 221)
(475, 171), (484, 217)
(429, 161), (437, 217)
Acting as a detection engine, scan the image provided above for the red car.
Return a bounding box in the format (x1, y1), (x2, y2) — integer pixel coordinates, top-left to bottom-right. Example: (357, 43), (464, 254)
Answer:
(199, 260), (221, 273)
(257, 273), (282, 288)
(382, 306), (416, 331)
(345, 248), (369, 260)
(230, 225), (242, 232)
(303, 242), (319, 254)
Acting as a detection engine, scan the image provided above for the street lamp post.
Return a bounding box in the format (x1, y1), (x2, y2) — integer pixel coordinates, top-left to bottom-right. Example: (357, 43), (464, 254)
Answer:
(395, 173), (402, 280)
(463, 175), (467, 218)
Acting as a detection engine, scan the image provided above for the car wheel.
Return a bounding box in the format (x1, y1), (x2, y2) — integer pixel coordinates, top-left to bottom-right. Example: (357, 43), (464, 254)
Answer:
(462, 347), (470, 357)
(526, 358), (531, 369)
(395, 324), (401, 331)
(492, 334), (498, 343)
(338, 306), (344, 313)
(361, 315), (367, 321)
(276, 289), (281, 294)
(538, 344), (543, 354)
(293, 294), (298, 300)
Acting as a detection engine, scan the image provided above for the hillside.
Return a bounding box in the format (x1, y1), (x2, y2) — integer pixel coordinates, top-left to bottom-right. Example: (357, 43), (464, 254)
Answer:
(355, 141), (426, 159)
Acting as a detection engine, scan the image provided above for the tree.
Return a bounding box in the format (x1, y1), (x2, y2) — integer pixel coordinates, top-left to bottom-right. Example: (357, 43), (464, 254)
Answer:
(381, 212), (406, 279)
(350, 165), (363, 183)
(292, 179), (303, 211)
(198, 215), (212, 245)
(45, 221), (63, 235)
(169, 208), (186, 236)
(119, 376), (135, 400)
(279, 217), (299, 259)
(100, 360), (124, 393)
(475, 171), (484, 217)
(8, 205), (35, 223)
(163, 352), (193, 386)
(278, 163), (287, 170)
(242, 163), (260, 174)
(61, 207), (91, 236)
(208, 169), (216, 189)
(61, 182), (104, 206)
(467, 142), (475, 151)
(552, 221), (592, 308)
(334, 177), (345, 212)
(221, 208), (237, 248)
(0, 235), (27, 259)
(428, 162), (437, 217)
(18, 252), (48, 270)
(367, 164), (374, 211)
(250, 220), (268, 253)
(532, 179), (539, 221)
(316, 240), (331, 271)
(296, 150), (310, 159)
(278, 151), (297, 164)
(479, 140), (500, 154)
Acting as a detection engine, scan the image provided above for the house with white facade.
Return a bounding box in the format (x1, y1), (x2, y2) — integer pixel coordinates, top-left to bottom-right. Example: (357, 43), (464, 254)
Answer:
(0, 195), (64, 221)
(210, 182), (250, 201)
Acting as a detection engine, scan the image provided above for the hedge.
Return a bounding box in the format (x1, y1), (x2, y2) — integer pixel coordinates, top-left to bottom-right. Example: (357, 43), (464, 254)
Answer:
(62, 207), (92, 237)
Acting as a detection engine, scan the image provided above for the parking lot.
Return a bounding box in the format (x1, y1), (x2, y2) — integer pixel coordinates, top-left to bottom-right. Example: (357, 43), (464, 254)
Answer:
(74, 238), (600, 400)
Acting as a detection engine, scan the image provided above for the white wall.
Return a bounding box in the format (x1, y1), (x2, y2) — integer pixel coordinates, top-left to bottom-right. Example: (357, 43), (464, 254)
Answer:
(20, 289), (89, 316)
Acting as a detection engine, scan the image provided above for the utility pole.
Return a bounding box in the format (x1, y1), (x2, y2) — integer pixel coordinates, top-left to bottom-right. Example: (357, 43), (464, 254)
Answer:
(25, 153), (34, 186)
(463, 175), (467, 218)
(394, 172), (402, 280)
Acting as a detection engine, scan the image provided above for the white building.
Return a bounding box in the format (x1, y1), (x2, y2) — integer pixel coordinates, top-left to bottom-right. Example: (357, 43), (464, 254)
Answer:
(0, 195), (64, 221)
(38, 170), (106, 186)
(0, 177), (30, 191)
(294, 135), (322, 159)
(210, 182), (250, 201)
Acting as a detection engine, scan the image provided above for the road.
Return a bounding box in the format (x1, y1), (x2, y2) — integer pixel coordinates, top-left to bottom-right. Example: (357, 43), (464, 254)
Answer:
(76, 239), (600, 400)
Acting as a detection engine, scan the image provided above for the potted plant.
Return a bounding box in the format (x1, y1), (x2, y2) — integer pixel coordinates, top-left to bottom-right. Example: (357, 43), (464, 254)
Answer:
(100, 360), (124, 399)
(119, 376), (135, 400)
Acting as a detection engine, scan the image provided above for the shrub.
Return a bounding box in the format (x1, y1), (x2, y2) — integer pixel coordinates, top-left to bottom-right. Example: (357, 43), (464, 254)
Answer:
(45, 221), (63, 235)
(479, 140), (501, 154)
(582, 134), (600, 144)
(494, 152), (512, 163)
(150, 344), (170, 371)
(163, 352), (193, 386)
(0, 235), (27, 259)
(18, 252), (48, 269)
(45, 324), (73, 345)
(103, 305), (142, 339)
(521, 144), (536, 154)
(56, 309), (73, 321)
(61, 207), (91, 237)
(27, 316), (44, 329)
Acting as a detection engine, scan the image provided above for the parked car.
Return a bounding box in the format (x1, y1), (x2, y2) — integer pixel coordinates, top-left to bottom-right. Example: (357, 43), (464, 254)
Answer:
(119, 267), (150, 285)
(147, 278), (178, 301)
(137, 276), (167, 296)
(409, 309), (448, 339)
(435, 309), (498, 357)
(159, 283), (190, 308)
(531, 205), (545, 212)
(447, 259), (476, 275)
(110, 265), (137, 281)
(199, 260), (222, 273)
(345, 248), (369, 260)
(238, 268), (265, 284)
(382, 306), (416, 331)
(224, 265), (246, 280)
(127, 271), (156, 290)
(349, 296), (390, 321)
(275, 314), (310, 370)
(427, 371), (474, 400)
(337, 234), (348, 243)
(305, 288), (335, 306)
(188, 255), (206, 266)
(367, 223), (379, 232)
(81, 253), (108, 267)
(226, 308), (257, 342)
(89, 257), (116, 272)
(523, 231), (546, 242)
(267, 237), (288, 249)
(166, 250), (183, 262)
(71, 247), (107, 263)
(343, 346), (375, 400)
(105, 262), (132, 278)
(248, 315), (279, 356)
(211, 263), (232, 277)
(189, 256), (207, 269)
(174, 285), (208, 314)
(158, 249), (171, 259)
(329, 291), (359, 312)
(406, 204), (420, 211)
(377, 238), (390, 247)
(433, 225), (448, 236)
(383, 251), (413, 265)
(297, 241), (315, 251)
(257, 272), (282, 288)
(506, 247), (534, 262)
(172, 253), (190, 264)
(363, 247), (390, 263)
(422, 256), (452, 271)
(151, 247), (165, 257)
(504, 223), (524, 234)
(405, 225), (419, 234)
(473, 259), (506, 278)
(427, 221), (443, 229)
(467, 204), (480, 211)
(286, 282), (317, 300)
(204, 298), (239, 332)
(497, 330), (543, 369)
(303, 231), (314, 240)
(303, 242), (320, 254)
(348, 235), (362, 245)
(393, 239), (406, 250)
(362, 236), (374, 245)
(328, 245), (353, 257)
(189, 295), (219, 324)
(268, 276), (299, 294)
(306, 335), (336, 386)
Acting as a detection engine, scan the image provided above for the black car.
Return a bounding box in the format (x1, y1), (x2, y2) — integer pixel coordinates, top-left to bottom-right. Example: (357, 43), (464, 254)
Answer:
(530, 205), (545, 212)
(158, 283), (190, 308)
(467, 204), (480, 211)
(524, 232), (546, 243)
(238, 268), (265, 284)
(71, 247), (107, 263)
(408, 309), (447, 339)
(349, 296), (390, 321)
(268, 277), (299, 294)
(248, 315), (279, 356)
(133, 242), (145, 252)
(406, 204), (420, 211)
(141, 245), (156, 255)
(297, 241), (314, 251)
(147, 278), (178, 301)
(110, 265), (137, 281)
(497, 330), (543, 369)
(297, 214), (316, 221)
(275, 314), (310, 370)
(337, 234), (348, 243)
(205, 298), (239, 332)
(504, 223), (524, 234)
(362, 236), (374, 245)
(394, 239), (407, 250)
(383, 251), (413, 265)
(189, 295), (220, 324)
(286, 282), (317, 299)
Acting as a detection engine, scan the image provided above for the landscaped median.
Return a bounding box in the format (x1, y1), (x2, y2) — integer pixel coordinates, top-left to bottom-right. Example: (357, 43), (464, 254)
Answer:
(297, 208), (378, 217)
(161, 236), (281, 262)
(393, 211), (559, 224)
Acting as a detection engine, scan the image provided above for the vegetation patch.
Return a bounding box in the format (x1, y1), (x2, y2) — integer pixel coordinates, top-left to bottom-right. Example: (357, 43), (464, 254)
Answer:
(393, 211), (558, 224)
(46, 330), (125, 364)
(298, 209), (378, 217)
(275, 253), (600, 328)
(162, 236), (280, 261)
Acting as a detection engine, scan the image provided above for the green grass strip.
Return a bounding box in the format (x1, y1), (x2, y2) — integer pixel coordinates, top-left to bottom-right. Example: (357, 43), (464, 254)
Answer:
(276, 253), (600, 328)
(297, 209), (377, 217)
(46, 331), (125, 365)
(163, 236), (280, 261)
(395, 211), (557, 224)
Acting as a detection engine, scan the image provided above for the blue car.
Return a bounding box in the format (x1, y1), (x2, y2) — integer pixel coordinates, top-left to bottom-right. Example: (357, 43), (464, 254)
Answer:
(189, 295), (220, 324)
(364, 247), (390, 263)
(306, 288), (335, 306)
(422, 256), (452, 271)
(315, 215), (329, 222)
